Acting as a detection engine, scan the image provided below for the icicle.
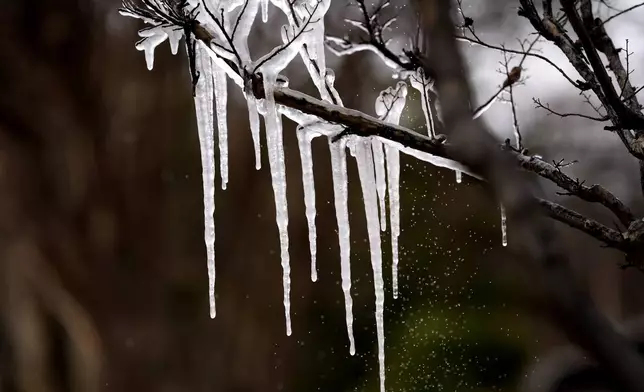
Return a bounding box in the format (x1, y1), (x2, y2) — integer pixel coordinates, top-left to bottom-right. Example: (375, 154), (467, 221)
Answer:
(228, 0), (262, 170)
(167, 28), (183, 55)
(213, 66), (229, 189)
(455, 170), (462, 184)
(193, 46), (217, 319)
(263, 72), (292, 335)
(297, 126), (318, 282)
(136, 26), (169, 71)
(247, 97), (262, 169)
(251, 20), (309, 335)
(352, 139), (386, 392)
(385, 145), (400, 300)
(329, 137), (355, 355)
(372, 139), (387, 231)
(375, 81), (407, 301)
(261, 0), (269, 22)
(500, 204), (508, 247)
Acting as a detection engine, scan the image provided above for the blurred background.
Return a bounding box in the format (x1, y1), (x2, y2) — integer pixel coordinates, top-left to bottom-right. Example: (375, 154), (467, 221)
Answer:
(1, 0), (644, 391)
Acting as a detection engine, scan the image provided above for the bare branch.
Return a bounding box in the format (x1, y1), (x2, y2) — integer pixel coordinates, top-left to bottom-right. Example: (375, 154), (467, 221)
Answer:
(539, 198), (625, 248)
(602, 1), (644, 25)
(454, 35), (581, 89)
(416, 1), (644, 391)
(515, 152), (635, 225)
(533, 98), (610, 122)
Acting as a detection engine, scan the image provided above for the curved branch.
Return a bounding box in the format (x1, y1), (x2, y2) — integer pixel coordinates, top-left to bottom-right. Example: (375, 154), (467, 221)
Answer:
(539, 198), (625, 248)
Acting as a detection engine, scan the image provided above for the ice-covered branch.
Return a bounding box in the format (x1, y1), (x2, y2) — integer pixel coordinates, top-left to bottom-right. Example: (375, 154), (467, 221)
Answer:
(120, 1), (644, 390)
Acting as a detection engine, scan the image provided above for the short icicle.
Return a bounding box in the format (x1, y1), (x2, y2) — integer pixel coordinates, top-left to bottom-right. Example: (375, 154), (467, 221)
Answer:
(213, 66), (229, 189)
(329, 137), (356, 355)
(262, 72), (292, 335)
(247, 97), (262, 169)
(455, 170), (462, 184)
(500, 204), (508, 247)
(261, 0), (269, 22)
(194, 46), (217, 319)
(352, 138), (386, 392)
(296, 126), (319, 282)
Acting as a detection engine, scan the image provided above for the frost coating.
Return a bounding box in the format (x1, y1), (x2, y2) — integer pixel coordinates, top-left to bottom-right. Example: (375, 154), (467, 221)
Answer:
(351, 138), (386, 392)
(297, 126), (319, 282)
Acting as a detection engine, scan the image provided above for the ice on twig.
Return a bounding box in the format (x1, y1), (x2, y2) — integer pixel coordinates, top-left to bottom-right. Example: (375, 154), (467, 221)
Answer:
(409, 68), (436, 138)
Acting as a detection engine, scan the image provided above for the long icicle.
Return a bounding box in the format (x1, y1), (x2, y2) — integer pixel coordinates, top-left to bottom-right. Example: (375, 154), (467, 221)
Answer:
(263, 72), (292, 335)
(329, 137), (356, 355)
(385, 144), (400, 300)
(297, 126), (318, 282)
(194, 45), (217, 319)
(353, 138), (386, 392)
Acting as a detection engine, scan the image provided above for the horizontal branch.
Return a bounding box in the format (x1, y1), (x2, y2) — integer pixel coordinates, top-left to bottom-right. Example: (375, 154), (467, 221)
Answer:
(191, 17), (633, 252)
(538, 198), (626, 249)
(515, 154), (635, 225)
(256, 80), (631, 248)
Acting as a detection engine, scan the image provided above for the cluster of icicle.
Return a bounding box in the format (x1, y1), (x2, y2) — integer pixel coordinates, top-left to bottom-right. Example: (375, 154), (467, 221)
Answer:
(121, 1), (507, 390)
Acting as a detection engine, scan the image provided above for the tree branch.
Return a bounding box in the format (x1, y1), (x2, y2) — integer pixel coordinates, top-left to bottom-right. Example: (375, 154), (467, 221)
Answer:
(538, 198), (625, 248)
(515, 153), (635, 225)
(518, 0), (644, 159)
(417, 1), (644, 391)
(561, 0), (644, 130)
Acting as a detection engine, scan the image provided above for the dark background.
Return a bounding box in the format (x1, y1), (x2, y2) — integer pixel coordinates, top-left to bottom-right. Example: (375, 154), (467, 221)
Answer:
(0, 0), (643, 391)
